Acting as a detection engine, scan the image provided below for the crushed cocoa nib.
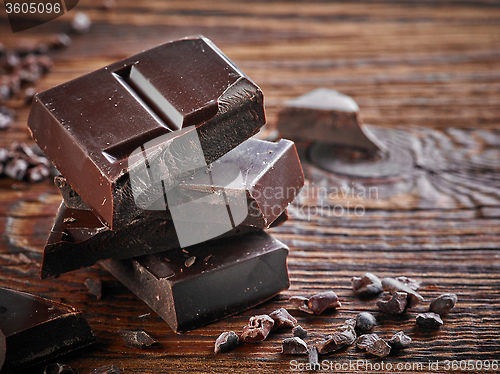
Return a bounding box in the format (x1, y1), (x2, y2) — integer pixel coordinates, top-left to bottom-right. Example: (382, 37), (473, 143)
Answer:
(289, 296), (313, 314)
(356, 333), (381, 350)
(282, 337), (308, 355)
(240, 314), (274, 343)
(416, 312), (443, 329)
(377, 291), (408, 314)
(388, 331), (411, 350)
(184, 256), (196, 267)
(340, 318), (357, 331)
(395, 276), (421, 291)
(293, 325), (308, 339)
(214, 331), (239, 353)
(307, 291), (341, 315)
(351, 272), (383, 295)
(366, 338), (391, 357)
(430, 293), (457, 316)
(381, 277), (424, 308)
(118, 329), (156, 349)
(316, 328), (356, 354)
(269, 307), (297, 329)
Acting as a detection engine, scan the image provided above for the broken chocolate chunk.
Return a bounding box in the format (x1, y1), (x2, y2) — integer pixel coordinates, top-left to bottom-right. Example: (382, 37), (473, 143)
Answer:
(214, 331), (239, 353)
(282, 337), (308, 355)
(388, 331), (411, 350)
(416, 312), (443, 329)
(0, 286), (95, 373)
(269, 308), (297, 329)
(241, 314), (275, 343)
(429, 293), (457, 316)
(118, 329), (156, 349)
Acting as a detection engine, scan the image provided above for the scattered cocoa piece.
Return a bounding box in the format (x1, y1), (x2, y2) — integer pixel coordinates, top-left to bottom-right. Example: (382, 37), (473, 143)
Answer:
(27, 164), (50, 183)
(416, 312), (443, 329)
(240, 315), (274, 343)
(316, 329), (356, 354)
(351, 272), (383, 295)
(395, 276), (421, 291)
(366, 338), (391, 357)
(308, 291), (341, 315)
(85, 278), (102, 300)
(292, 325), (308, 339)
(356, 333), (381, 349)
(381, 277), (424, 308)
(388, 331), (411, 350)
(118, 329), (156, 349)
(341, 318), (357, 330)
(377, 291), (408, 314)
(91, 365), (120, 374)
(43, 363), (74, 374)
(289, 296), (313, 314)
(0, 106), (15, 130)
(214, 331), (239, 353)
(4, 157), (28, 180)
(308, 346), (320, 371)
(430, 293), (457, 316)
(24, 87), (36, 105)
(184, 256), (196, 267)
(269, 308), (297, 329)
(49, 33), (72, 50)
(282, 337), (308, 355)
(71, 12), (92, 34)
(0, 148), (7, 163)
(355, 312), (376, 332)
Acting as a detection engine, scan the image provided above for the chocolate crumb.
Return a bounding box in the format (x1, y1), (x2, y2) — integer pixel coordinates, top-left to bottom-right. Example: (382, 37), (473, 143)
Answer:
(292, 325), (307, 339)
(377, 291), (408, 314)
(43, 363), (74, 374)
(184, 256), (196, 267)
(63, 217), (76, 223)
(214, 331), (239, 353)
(84, 278), (102, 300)
(282, 337), (308, 355)
(240, 314), (274, 343)
(355, 312), (376, 332)
(430, 293), (457, 316)
(351, 272), (383, 295)
(307, 291), (341, 315)
(90, 365), (120, 374)
(118, 329), (156, 349)
(204, 254), (213, 262)
(388, 331), (411, 350)
(416, 312), (443, 329)
(269, 307), (297, 329)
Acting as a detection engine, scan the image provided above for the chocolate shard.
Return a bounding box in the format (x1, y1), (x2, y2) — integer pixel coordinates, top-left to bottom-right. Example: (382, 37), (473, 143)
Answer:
(118, 329), (156, 349)
(241, 315), (275, 343)
(102, 231), (289, 332)
(0, 286), (95, 373)
(269, 308), (297, 329)
(41, 200), (288, 278)
(214, 331), (239, 353)
(277, 88), (382, 153)
(29, 36), (265, 230)
(282, 337), (308, 355)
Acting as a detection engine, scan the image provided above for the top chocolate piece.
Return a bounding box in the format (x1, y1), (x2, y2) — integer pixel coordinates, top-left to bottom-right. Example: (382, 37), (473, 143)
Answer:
(28, 36), (265, 229)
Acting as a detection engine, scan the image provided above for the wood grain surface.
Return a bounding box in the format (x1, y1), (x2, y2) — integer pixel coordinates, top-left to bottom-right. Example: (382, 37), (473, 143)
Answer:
(1, 1), (500, 373)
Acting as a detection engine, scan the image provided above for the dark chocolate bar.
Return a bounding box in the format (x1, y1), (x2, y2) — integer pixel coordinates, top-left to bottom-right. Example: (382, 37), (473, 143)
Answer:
(28, 36), (265, 230)
(102, 231), (290, 332)
(54, 138), (303, 236)
(277, 88), (382, 152)
(0, 286), (95, 373)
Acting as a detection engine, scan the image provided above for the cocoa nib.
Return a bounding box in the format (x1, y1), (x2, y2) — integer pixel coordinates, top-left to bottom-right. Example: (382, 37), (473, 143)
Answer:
(430, 293), (457, 316)
(269, 308), (297, 329)
(214, 331), (239, 353)
(395, 276), (421, 291)
(240, 314), (274, 343)
(381, 277), (424, 308)
(282, 337), (308, 355)
(388, 331), (411, 350)
(289, 296), (313, 314)
(316, 328), (356, 354)
(377, 291), (408, 314)
(355, 312), (376, 332)
(351, 272), (383, 295)
(293, 325), (308, 339)
(357, 334), (391, 357)
(308, 291), (341, 315)
(416, 312), (443, 329)
(118, 329), (156, 349)
(356, 333), (381, 349)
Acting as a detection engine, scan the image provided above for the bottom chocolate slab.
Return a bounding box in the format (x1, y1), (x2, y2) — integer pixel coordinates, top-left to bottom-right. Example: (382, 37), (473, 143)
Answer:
(0, 287), (95, 373)
(102, 231), (289, 332)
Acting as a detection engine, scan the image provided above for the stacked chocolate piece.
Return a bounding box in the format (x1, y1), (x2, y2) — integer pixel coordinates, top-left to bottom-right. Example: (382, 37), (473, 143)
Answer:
(28, 36), (304, 332)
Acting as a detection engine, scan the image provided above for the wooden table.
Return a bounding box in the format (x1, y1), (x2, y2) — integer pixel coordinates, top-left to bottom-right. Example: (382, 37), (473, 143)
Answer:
(1, 1), (499, 373)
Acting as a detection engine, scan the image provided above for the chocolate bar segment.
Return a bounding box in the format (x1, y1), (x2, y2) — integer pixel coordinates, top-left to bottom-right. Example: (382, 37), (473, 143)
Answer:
(277, 88), (382, 152)
(102, 231), (290, 332)
(0, 286), (95, 373)
(28, 36), (265, 229)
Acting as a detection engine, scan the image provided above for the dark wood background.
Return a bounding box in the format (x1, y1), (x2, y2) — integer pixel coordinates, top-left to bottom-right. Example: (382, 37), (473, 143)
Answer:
(1, 1), (500, 373)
